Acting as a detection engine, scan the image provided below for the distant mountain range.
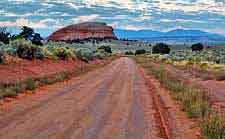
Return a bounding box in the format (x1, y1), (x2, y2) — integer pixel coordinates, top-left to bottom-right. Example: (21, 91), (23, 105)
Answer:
(114, 29), (225, 44)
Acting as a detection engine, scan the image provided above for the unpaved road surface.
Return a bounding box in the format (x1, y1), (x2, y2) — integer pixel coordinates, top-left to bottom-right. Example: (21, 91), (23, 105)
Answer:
(0, 57), (197, 139)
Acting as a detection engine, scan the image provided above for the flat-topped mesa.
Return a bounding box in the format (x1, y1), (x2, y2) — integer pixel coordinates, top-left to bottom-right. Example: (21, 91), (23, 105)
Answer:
(48, 22), (117, 42)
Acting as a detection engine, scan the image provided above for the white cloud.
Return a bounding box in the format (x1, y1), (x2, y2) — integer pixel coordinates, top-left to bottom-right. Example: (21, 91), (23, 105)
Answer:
(205, 28), (225, 36)
(72, 14), (100, 23)
(67, 2), (80, 10)
(1, 0), (225, 35)
(160, 19), (204, 23)
(110, 22), (155, 31)
(0, 18), (48, 28)
(154, 0), (225, 15)
(134, 15), (152, 21)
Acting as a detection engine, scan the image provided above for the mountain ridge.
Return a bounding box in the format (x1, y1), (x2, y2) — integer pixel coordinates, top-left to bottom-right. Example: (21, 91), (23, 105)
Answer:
(114, 29), (225, 38)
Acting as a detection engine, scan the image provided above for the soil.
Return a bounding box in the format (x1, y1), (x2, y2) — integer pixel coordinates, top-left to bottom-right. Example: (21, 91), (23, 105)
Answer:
(152, 61), (225, 114)
(0, 57), (199, 139)
(0, 59), (105, 84)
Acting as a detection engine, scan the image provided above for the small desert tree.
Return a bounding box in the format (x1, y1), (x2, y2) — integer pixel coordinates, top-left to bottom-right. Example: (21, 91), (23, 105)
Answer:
(191, 43), (204, 51)
(19, 26), (34, 40)
(152, 43), (170, 54)
(15, 26), (43, 46)
(135, 49), (146, 55)
(32, 33), (43, 46)
(0, 27), (11, 44)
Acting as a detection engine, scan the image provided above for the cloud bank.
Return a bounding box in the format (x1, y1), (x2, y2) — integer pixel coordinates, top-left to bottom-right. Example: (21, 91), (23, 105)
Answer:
(0, 0), (225, 36)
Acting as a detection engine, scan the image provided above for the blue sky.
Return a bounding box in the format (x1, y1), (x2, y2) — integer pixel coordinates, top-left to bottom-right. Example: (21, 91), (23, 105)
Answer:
(0, 0), (225, 37)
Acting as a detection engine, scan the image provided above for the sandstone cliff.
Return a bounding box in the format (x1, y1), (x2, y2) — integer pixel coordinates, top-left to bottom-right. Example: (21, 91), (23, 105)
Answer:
(48, 22), (117, 41)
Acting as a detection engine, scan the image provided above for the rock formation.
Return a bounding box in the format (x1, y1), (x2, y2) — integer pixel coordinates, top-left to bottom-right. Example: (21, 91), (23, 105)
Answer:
(48, 22), (117, 42)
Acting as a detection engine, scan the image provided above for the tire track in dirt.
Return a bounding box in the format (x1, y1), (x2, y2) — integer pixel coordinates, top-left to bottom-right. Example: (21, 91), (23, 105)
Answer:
(0, 59), (123, 139)
(57, 66), (126, 139)
(0, 59), (120, 119)
(87, 59), (134, 139)
(0, 57), (198, 139)
(31, 69), (125, 139)
(139, 65), (200, 139)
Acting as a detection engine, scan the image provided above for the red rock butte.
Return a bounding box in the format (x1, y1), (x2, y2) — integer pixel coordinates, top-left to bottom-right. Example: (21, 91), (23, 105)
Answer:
(48, 22), (117, 41)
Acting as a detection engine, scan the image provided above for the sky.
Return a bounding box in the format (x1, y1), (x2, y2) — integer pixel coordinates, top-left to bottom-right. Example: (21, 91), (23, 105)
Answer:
(0, 0), (225, 37)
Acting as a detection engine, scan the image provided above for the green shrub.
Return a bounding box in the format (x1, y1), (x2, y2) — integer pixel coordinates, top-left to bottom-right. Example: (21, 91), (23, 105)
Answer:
(24, 78), (36, 90)
(125, 51), (134, 55)
(12, 81), (26, 93)
(39, 76), (54, 85)
(152, 43), (170, 54)
(42, 48), (56, 59)
(5, 47), (17, 56)
(53, 47), (75, 60)
(10, 39), (44, 60)
(93, 51), (105, 59)
(135, 49), (146, 55)
(54, 72), (70, 82)
(0, 88), (17, 98)
(76, 48), (94, 62)
(98, 45), (112, 53)
(0, 49), (5, 64)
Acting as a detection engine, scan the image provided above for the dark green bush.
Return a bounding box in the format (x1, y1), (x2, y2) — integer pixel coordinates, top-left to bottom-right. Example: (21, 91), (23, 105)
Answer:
(0, 27), (10, 44)
(191, 43), (204, 51)
(135, 49), (146, 55)
(98, 45), (112, 53)
(125, 51), (134, 55)
(12, 81), (26, 93)
(24, 78), (36, 90)
(32, 33), (43, 46)
(76, 48), (94, 62)
(93, 52), (105, 59)
(152, 43), (170, 54)
(11, 39), (44, 60)
(0, 49), (5, 64)
(0, 88), (17, 98)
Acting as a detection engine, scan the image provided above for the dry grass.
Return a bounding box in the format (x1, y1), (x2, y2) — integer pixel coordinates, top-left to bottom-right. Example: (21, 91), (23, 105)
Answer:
(134, 55), (225, 139)
(0, 57), (116, 100)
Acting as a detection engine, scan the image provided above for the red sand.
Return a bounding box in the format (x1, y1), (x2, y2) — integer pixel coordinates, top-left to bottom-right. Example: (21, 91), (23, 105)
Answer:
(0, 59), (104, 84)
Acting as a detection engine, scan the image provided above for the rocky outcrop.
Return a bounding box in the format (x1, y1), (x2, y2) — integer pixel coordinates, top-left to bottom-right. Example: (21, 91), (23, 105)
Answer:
(48, 22), (117, 42)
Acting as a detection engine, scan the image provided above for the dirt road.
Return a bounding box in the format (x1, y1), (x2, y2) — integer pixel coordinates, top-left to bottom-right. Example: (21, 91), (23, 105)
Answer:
(0, 57), (197, 139)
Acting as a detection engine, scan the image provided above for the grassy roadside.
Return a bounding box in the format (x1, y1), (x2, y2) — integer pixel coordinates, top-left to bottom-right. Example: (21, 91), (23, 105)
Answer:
(0, 56), (118, 100)
(134, 55), (225, 139)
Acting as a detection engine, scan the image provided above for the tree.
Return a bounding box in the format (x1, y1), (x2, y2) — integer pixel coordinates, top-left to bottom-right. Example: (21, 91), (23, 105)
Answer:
(32, 33), (43, 45)
(191, 43), (204, 51)
(15, 26), (43, 46)
(19, 26), (34, 40)
(135, 49), (146, 55)
(152, 43), (170, 54)
(0, 27), (11, 44)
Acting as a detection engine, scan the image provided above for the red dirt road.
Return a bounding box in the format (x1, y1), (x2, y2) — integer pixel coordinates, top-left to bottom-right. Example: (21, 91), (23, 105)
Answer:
(0, 58), (198, 139)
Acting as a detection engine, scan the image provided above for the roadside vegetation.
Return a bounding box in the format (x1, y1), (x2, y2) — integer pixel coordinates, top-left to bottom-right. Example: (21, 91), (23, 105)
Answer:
(147, 43), (225, 81)
(0, 26), (117, 100)
(126, 40), (225, 139)
(135, 44), (225, 139)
